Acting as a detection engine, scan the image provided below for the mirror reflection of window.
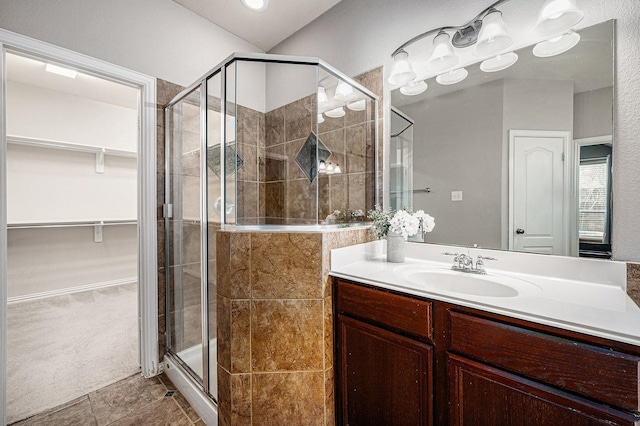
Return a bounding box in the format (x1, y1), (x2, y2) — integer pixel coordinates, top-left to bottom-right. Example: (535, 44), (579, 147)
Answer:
(578, 145), (612, 258)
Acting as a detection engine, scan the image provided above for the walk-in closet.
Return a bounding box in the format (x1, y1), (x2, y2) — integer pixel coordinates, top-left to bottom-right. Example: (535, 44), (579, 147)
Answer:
(5, 52), (141, 424)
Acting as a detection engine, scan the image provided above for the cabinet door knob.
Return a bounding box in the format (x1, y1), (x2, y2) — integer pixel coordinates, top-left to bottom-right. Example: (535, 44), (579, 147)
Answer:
(516, 228), (525, 235)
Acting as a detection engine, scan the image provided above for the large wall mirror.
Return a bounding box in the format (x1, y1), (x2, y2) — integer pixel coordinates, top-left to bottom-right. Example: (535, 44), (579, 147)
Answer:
(390, 20), (614, 259)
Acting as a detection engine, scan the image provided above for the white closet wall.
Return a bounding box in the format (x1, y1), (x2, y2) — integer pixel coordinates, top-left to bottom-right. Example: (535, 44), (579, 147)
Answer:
(6, 77), (139, 299)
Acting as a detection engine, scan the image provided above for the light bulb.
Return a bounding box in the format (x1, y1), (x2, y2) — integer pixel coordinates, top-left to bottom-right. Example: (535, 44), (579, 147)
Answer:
(326, 163), (335, 174)
(333, 164), (342, 174)
(319, 160), (326, 172)
(317, 87), (329, 108)
(473, 10), (514, 57)
(400, 80), (428, 96)
(428, 31), (459, 72)
(533, 30), (581, 57)
(436, 68), (468, 85)
(388, 49), (417, 86)
(532, 0), (584, 37)
(480, 52), (519, 73)
(334, 80), (356, 102)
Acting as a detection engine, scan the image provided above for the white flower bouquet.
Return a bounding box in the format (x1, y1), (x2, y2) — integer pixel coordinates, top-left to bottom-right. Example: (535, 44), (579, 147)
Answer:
(367, 206), (435, 240)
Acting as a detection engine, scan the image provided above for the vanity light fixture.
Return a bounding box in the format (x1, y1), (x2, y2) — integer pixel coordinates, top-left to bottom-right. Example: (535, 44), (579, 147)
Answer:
(532, 29), (580, 57)
(427, 31), (459, 72)
(317, 86), (329, 109)
(240, 0), (269, 12)
(472, 9), (513, 57)
(400, 80), (428, 96)
(324, 107), (345, 118)
(389, 0), (584, 83)
(532, 0), (583, 38)
(436, 68), (469, 85)
(347, 99), (366, 111)
(480, 51), (519, 72)
(388, 49), (417, 86)
(334, 80), (356, 102)
(45, 63), (77, 79)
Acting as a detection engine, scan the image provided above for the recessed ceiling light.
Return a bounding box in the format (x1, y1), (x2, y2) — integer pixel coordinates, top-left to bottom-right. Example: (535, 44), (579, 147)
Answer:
(241, 0), (269, 11)
(45, 63), (77, 79)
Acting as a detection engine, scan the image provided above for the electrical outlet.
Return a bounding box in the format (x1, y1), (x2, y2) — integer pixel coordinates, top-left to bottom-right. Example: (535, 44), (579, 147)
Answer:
(451, 191), (463, 201)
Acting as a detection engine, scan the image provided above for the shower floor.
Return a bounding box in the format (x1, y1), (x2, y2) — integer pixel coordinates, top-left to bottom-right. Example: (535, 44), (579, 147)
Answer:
(177, 339), (218, 400)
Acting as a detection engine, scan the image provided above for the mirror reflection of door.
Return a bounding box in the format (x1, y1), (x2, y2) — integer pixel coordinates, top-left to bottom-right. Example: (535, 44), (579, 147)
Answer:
(390, 107), (414, 211)
(509, 130), (571, 255)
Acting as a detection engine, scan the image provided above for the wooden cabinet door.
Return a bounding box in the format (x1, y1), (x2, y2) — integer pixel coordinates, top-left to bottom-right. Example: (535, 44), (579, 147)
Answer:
(336, 314), (433, 426)
(449, 354), (639, 426)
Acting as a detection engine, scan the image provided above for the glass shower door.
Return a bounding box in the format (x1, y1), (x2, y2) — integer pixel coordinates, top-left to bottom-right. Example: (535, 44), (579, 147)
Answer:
(166, 87), (205, 383)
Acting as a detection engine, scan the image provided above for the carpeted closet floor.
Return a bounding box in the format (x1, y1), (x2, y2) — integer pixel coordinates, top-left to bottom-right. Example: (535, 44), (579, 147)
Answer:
(7, 283), (140, 424)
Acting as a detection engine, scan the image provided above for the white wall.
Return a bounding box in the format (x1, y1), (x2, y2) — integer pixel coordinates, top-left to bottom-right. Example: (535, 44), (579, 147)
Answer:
(7, 81), (137, 151)
(270, 0), (640, 262)
(401, 80), (504, 249)
(574, 87), (614, 140)
(0, 0), (263, 87)
(7, 225), (137, 298)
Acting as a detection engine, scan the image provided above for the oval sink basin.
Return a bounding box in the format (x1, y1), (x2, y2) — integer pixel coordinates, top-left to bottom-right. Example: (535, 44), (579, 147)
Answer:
(397, 266), (540, 298)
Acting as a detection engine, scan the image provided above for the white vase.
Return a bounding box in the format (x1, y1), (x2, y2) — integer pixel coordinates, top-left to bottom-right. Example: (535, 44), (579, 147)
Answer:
(386, 232), (406, 263)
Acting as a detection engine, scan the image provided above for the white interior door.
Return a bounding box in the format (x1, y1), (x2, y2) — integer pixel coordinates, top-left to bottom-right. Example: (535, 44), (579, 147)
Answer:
(509, 130), (571, 255)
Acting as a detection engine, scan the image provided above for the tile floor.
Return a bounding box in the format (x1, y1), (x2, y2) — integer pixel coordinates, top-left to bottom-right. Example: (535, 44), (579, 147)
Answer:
(11, 373), (204, 426)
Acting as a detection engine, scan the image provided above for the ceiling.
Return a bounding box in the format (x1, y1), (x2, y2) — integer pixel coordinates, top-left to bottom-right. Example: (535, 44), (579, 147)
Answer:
(6, 53), (140, 109)
(173, 0), (342, 51)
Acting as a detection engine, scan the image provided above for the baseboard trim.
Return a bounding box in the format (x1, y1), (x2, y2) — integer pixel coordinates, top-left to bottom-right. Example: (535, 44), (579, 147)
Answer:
(7, 277), (137, 304)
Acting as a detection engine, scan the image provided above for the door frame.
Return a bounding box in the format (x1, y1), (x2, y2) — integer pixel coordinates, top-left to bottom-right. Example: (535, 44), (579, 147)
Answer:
(508, 129), (573, 256)
(0, 30), (159, 423)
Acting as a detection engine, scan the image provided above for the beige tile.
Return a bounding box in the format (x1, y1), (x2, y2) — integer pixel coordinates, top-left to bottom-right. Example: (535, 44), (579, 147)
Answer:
(345, 123), (367, 173)
(265, 106), (285, 147)
(237, 180), (258, 223)
(157, 373), (201, 423)
(265, 182), (285, 219)
(347, 173), (367, 213)
(252, 372), (325, 426)
(230, 373), (252, 425)
(217, 231), (231, 298)
(286, 179), (317, 221)
(107, 397), (191, 426)
(217, 365), (231, 424)
(229, 232), (251, 299)
(88, 375), (166, 426)
(217, 295), (231, 372)
(237, 143), (257, 182)
(13, 396), (96, 426)
(237, 105), (260, 146)
(319, 129), (345, 155)
(285, 96), (314, 142)
(285, 138), (309, 180)
(323, 296), (333, 370)
(251, 233), (323, 299)
(324, 367), (336, 426)
(627, 263), (640, 307)
(353, 67), (384, 99)
(251, 299), (324, 372)
(329, 174), (347, 213)
(231, 300), (252, 373)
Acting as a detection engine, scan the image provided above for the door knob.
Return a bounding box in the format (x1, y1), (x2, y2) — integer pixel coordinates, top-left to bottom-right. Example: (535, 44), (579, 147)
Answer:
(516, 228), (525, 235)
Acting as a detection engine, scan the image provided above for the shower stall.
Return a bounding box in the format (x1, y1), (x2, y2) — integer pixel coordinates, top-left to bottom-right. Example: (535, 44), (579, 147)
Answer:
(164, 53), (378, 408)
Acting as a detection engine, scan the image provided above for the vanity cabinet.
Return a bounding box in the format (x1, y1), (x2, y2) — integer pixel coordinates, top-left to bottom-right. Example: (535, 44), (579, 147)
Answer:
(334, 279), (434, 426)
(333, 278), (640, 426)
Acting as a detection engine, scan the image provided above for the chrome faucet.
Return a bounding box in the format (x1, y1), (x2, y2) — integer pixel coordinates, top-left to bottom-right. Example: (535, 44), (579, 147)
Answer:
(442, 253), (497, 274)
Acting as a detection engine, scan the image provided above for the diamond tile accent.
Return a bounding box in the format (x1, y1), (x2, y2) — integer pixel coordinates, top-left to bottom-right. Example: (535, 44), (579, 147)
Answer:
(295, 132), (331, 182)
(207, 144), (244, 178)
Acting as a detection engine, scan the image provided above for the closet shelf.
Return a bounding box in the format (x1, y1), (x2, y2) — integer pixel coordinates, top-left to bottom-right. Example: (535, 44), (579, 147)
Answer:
(7, 219), (137, 230)
(7, 135), (137, 158)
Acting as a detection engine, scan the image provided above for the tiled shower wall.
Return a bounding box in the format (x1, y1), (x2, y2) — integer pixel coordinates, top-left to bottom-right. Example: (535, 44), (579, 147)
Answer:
(262, 92), (376, 224)
(216, 228), (375, 426)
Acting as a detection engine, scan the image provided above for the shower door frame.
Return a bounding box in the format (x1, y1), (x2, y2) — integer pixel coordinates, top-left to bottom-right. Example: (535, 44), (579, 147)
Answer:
(0, 30), (159, 424)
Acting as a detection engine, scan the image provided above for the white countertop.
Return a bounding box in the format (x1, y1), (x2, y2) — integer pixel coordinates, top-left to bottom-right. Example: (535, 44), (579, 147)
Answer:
(330, 241), (640, 347)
